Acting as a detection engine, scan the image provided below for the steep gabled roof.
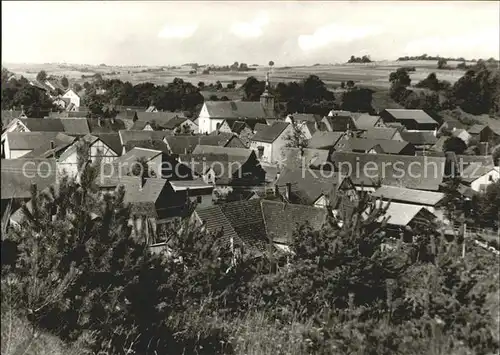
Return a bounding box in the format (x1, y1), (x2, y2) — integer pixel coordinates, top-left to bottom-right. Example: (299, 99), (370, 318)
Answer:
(253, 123), (268, 133)
(251, 122), (289, 143)
(308, 131), (345, 149)
(400, 131), (438, 146)
(281, 147), (330, 170)
(219, 199), (269, 250)
(1, 158), (57, 199)
(5, 132), (66, 150)
(360, 127), (400, 140)
(261, 200), (328, 245)
(195, 205), (241, 247)
(288, 113), (322, 123)
(336, 138), (412, 154)
(383, 109), (438, 125)
(204, 101), (275, 119)
(468, 124), (488, 134)
(331, 151), (446, 191)
(124, 140), (170, 154)
(354, 114), (382, 130)
(461, 164), (498, 183)
(164, 133), (237, 155)
(135, 111), (187, 127)
(93, 133), (122, 155)
(323, 115), (356, 131)
(22, 133), (76, 158)
(372, 185), (445, 206)
(379, 201), (436, 226)
(276, 167), (344, 205)
(18, 118), (90, 135)
(119, 130), (171, 146)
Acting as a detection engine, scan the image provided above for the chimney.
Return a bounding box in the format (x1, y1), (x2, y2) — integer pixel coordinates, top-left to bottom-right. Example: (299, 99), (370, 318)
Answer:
(274, 184), (279, 197)
(50, 140), (55, 150)
(285, 182), (291, 201)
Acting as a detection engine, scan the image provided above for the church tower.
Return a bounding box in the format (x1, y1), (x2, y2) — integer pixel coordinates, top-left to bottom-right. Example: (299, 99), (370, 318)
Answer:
(260, 72), (275, 113)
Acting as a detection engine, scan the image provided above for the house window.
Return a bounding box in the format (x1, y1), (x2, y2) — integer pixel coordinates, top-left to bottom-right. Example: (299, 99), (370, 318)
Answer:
(257, 146), (264, 158)
(489, 175), (493, 182)
(196, 196), (203, 204)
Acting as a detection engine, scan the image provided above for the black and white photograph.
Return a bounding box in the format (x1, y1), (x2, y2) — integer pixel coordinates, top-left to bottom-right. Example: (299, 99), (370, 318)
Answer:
(1, 1), (499, 354)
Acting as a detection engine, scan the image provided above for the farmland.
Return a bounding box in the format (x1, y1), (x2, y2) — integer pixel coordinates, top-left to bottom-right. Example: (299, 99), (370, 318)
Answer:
(4, 60), (471, 90)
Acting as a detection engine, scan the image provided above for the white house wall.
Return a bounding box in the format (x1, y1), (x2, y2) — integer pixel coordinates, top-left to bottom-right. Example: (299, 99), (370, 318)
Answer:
(470, 168), (500, 192)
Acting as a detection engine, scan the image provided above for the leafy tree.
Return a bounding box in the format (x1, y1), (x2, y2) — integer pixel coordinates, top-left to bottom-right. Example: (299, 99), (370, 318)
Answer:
(36, 70), (47, 82)
(437, 58), (448, 69)
(340, 81), (346, 89)
(197, 81), (205, 89)
(341, 87), (375, 113)
(208, 94), (218, 101)
(242, 76), (265, 101)
(284, 117), (309, 153)
(477, 181), (500, 230)
(60, 76), (69, 89)
(215, 81), (223, 90)
(73, 83), (82, 92)
(174, 123), (195, 136)
(443, 136), (467, 154)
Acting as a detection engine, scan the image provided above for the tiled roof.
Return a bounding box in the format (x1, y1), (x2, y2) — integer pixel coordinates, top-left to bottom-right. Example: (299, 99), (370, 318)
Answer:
(87, 117), (126, 133)
(331, 151), (446, 191)
(281, 148), (330, 169)
(430, 136), (448, 152)
(130, 121), (150, 130)
(461, 164), (498, 183)
(192, 144), (252, 160)
(161, 117), (190, 130)
(261, 200), (328, 245)
(372, 185), (445, 206)
(383, 109), (438, 125)
(323, 115), (357, 132)
(253, 123), (268, 133)
(438, 120), (466, 133)
(5, 132), (66, 150)
(22, 133), (76, 159)
(195, 205), (241, 247)
(135, 111), (186, 126)
(115, 147), (162, 164)
(227, 120), (250, 134)
(276, 167), (344, 205)
(164, 134), (236, 155)
(119, 130), (171, 146)
(94, 133), (122, 155)
(336, 138), (412, 154)
(1, 158), (57, 199)
(19, 118), (90, 135)
(308, 131), (345, 149)
(360, 127), (400, 140)
(1, 110), (25, 128)
(378, 201), (435, 226)
(204, 101), (275, 119)
(288, 113), (322, 123)
(251, 122), (289, 143)
(124, 140), (170, 154)
(169, 179), (213, 191)
(354, 114), (381, 130)
(455, 155), (494, 168)
(400, 131), (438, 146)
(219, 199), (270, 250)
(467, 124), (488, 134)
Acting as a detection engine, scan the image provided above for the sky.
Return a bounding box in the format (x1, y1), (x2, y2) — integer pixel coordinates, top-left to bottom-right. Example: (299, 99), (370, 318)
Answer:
(2, 1), (499, 66)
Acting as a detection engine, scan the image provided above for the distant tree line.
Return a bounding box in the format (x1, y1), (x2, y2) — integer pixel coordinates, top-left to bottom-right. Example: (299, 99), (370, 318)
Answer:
(241, 75), (375, 115)
(83, 77), (204, 117)
(389, 62), (500, 116)
(396, 54), (499, 62)
(204, 62), (257, 73)
(347, 55), (372, 63)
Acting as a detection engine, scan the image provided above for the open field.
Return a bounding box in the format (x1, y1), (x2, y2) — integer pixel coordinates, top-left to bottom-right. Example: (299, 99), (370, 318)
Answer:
(4, 60), (471, 90)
